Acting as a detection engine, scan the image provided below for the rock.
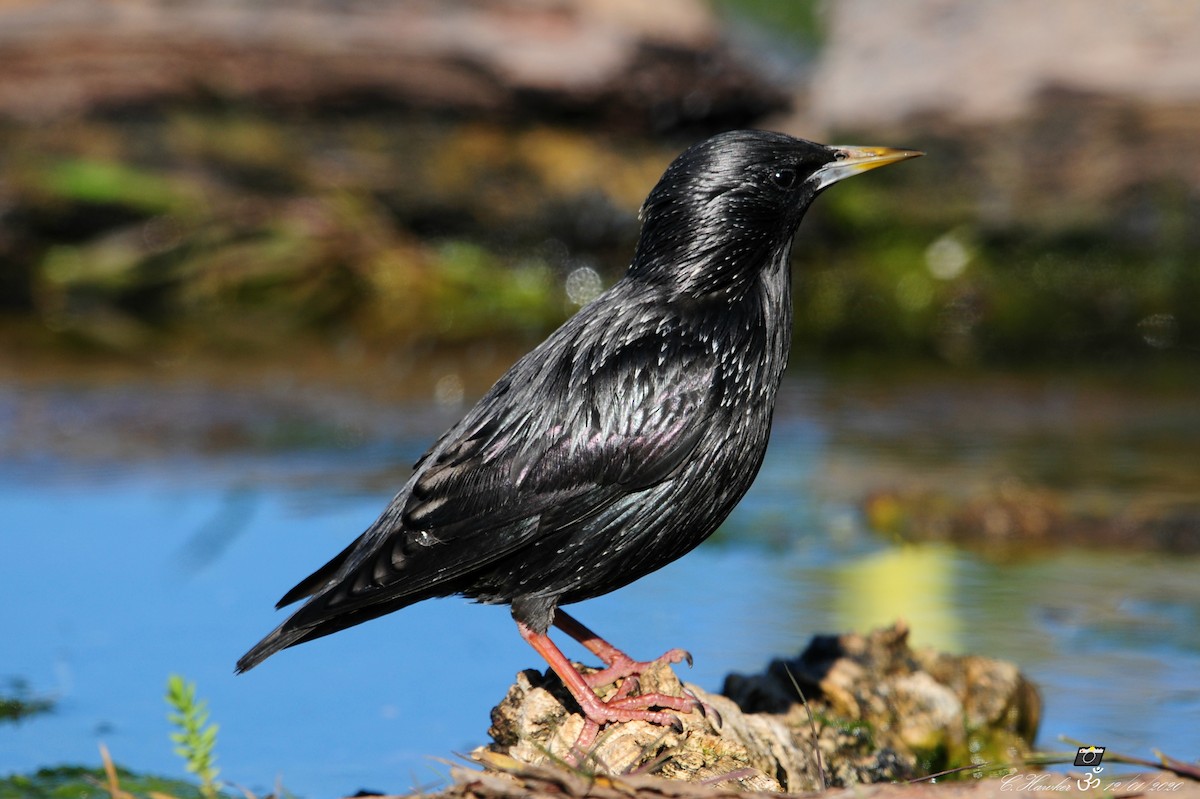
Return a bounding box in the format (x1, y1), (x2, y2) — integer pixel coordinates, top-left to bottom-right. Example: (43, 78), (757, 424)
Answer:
(488, 666), (785, 792)
(483, 625), (1040, 792)
(442, 757), (1200, 799)
(811, 0), (1200, 128)
(0, 0), (788, 129)
(805, 1), (1200, 248)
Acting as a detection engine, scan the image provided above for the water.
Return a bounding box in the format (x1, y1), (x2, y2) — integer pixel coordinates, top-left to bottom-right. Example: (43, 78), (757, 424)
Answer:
(2, 364), (1198, 797)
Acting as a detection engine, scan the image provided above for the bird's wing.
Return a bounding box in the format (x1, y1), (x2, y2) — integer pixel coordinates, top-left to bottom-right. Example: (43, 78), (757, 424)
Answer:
(415, 332), (717, 532)
(293, 322), (719, 617)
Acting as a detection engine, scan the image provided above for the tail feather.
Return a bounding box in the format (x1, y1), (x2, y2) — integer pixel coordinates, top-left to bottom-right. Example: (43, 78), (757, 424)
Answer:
(238, 506), (510, 672)
(236, 620), (310, 673)
(275, 539), (358, 609)
(238, 537), (365, 672)
(236, 582), (446, 673)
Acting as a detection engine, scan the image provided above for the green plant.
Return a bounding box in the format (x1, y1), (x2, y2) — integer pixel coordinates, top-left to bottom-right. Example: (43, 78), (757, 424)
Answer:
(0, 678), (55, 725)
(165, 675), (221, 799)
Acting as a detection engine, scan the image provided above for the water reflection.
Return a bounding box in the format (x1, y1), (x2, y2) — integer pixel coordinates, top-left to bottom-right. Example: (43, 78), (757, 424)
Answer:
(1, 365), (1198, 797)
(835, 544), (963, 653)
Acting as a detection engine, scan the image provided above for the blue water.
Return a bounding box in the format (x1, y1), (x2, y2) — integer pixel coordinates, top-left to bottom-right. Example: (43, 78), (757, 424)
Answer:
(2, 372), (1198, 797)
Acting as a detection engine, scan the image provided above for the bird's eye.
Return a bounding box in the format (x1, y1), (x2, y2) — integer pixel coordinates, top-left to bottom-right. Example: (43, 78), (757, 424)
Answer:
(771, 168), (797, 190)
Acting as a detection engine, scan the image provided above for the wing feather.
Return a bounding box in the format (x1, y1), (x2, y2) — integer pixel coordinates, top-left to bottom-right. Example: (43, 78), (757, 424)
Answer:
(275, 294), (718, 631)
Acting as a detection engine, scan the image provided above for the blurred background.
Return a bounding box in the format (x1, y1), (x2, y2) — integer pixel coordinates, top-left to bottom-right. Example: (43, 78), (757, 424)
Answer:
(2, 0), (1198, 796)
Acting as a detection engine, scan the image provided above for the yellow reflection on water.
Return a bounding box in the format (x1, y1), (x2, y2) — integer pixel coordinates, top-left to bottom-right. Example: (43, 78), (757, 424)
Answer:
(834, 543), (962, 652)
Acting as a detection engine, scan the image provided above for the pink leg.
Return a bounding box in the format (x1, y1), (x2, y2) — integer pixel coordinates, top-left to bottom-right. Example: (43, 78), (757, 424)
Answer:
(517, 620), (698, 730)
(552, 609), (692, 688)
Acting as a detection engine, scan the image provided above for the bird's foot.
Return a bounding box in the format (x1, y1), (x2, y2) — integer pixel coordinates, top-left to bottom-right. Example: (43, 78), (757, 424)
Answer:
(581, 647), (693, 688)
(566, 676), (681, 764)
(517, 618), (711, 765)
(566, 681), (722, 765)
(610, 683), (722, 728)
(573, 677), (696, 731)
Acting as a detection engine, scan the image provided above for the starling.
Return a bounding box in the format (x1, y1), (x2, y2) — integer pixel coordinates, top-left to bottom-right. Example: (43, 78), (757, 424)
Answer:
(237, 130), (920, 734)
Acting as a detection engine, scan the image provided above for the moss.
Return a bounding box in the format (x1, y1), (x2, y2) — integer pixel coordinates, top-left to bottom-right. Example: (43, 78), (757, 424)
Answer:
(0, 765), (206, 799)
(30, 159), (200, 216)
(422, 241), (562, 339)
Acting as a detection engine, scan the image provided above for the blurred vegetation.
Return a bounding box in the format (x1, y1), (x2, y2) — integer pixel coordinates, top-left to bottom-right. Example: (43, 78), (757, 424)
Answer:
(0, 679), (55, 725)
(0, 113), (659, 355)
(0, 678), (251, 799)
(710, 0), (824, 48)
(0, 107), (1196, 373)
(796, 164), (1200, 370)
(0, 765), (210, 799)
(0, 0), (1195, 372)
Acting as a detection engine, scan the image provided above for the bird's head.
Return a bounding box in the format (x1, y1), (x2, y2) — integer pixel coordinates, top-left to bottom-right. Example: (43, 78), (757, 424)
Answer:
(629, 130), (921, 300)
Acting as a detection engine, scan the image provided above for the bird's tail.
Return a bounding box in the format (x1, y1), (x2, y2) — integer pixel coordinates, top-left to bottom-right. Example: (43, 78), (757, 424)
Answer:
(236, 620), (310, 673)
(235, 520), (458, 673)
(236, 535), (361, 673)
(235, 588), (432, 673)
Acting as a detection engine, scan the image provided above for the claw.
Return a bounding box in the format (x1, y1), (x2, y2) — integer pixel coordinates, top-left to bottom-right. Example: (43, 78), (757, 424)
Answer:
(580, 648), (693, 688)
(655, 647), (692, 668)
(683, 688), (722, 728)
(704, 701), (723, 729)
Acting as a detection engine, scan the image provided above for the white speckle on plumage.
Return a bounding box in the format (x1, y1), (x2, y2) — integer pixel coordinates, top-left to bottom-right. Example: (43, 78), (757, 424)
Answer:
(413, 530), (442, 547)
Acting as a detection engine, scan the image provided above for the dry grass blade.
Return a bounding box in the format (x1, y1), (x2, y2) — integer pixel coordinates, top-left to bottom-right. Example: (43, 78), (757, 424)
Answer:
(224, 780), (263, 799)
(100, 743), (137, 799)
(782, 663), (827, 792)
(906, 763), (1004, 783)
(1154, 750), (1200, 781)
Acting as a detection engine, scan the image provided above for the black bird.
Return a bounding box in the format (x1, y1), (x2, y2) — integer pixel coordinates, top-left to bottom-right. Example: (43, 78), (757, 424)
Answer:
(237, 130), (920, 733)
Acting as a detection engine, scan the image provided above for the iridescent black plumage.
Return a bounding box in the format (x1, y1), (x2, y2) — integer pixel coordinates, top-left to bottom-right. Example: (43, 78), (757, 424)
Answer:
(237, 130), (919, 675)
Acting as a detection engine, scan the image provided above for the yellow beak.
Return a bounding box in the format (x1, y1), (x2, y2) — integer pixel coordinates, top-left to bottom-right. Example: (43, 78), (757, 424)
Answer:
(813, 145), (924, 190)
